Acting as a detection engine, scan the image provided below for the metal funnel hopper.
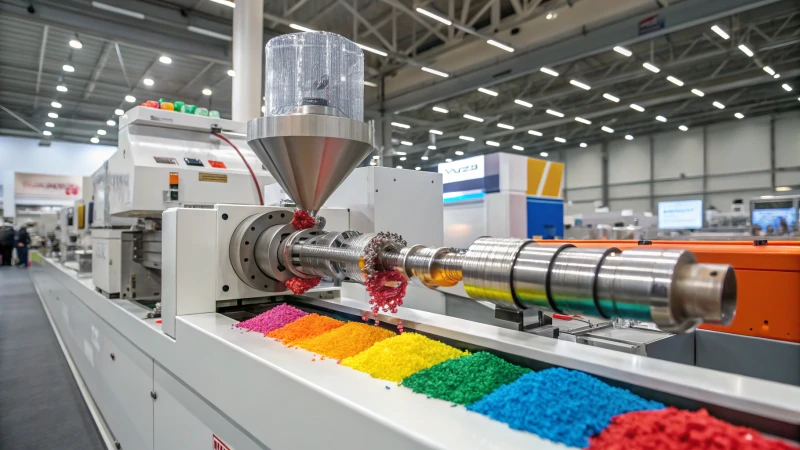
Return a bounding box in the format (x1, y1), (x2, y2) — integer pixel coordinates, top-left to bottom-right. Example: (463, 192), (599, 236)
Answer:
(247, 110), (374, 213)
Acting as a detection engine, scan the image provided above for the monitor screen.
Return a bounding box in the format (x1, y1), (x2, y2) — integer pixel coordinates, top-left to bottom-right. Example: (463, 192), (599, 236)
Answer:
(658, 200), (703, 229)
(751, 200), (796, 231)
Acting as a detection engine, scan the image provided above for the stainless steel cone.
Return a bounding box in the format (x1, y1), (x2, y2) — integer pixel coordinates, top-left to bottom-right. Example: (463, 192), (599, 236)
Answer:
(247, 112), (374, 212)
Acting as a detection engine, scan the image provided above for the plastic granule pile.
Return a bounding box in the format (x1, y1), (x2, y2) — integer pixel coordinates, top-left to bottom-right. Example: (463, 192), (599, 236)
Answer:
(267, 314), (345, 345)
(295, 322), (396, 360)
(233, 304), (307, 334)
(468, 367), (664, 448)
(342, 332), (469, 383)
(589, 407), (800, 450)
(401, 352), (531, 406)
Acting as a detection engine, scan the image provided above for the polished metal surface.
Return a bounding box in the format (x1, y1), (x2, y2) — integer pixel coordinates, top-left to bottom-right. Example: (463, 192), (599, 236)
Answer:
(512, 243), (573, 310)
(229, 210), (292, 291)
(247, 113), (374, 213)
(672, 262), (737, 326)
(253, 223), (296, 282)
(279, 228), (326, 278)
(549, 247), (619, 316)
(462, 237), (528, 310)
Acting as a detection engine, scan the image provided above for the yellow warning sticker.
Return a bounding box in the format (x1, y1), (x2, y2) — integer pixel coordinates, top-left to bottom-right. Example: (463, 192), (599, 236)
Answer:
(199, 172), (228, 183)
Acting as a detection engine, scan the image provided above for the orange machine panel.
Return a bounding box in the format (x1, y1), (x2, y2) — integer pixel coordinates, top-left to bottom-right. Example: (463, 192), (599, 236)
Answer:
(543, 240), (800, 343)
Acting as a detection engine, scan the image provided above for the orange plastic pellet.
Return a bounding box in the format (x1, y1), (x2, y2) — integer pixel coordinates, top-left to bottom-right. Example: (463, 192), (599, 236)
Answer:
(267, 314), (345, 345)
(295, 322), (396, 361)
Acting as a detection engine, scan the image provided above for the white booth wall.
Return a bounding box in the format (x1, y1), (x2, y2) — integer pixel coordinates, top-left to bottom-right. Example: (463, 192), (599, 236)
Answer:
(557, 112), (800, 215)
(0, 136), (116, 218)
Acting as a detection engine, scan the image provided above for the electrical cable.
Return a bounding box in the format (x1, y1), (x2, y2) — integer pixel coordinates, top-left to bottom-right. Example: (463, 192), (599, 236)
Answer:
(214, 132), (264, 206)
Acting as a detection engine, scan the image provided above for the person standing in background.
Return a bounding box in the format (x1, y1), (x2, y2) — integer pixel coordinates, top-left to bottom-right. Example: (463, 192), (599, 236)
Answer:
(0, 220), (15, 266)
(15, 222), (32, 268)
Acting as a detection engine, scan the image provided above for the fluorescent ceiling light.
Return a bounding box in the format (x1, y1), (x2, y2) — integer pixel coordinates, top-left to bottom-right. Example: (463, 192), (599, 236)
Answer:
(357, 43), (388, 57)
(579, 143), (587, 148)
(782, 84), (793, 92)
(497, 123), (515, 130)
(202, 88), (212, 96)
(421, 156), (429, 160)
(455, 150), (465, 156)
(445, 158), (452, 162)
(545, 109), (564, 117)
(187, 25), (232, 41)
(427, 145), (436, 150)
(97, 129), (107, 135)
(91, 137), (100, 144)
(613, 46), (632, 57)
(630, 103), (645, 112)
(775, 186), (792, 192)
(486, 140), (500, 147)
(399, 157), (407, 161)
(69, 39), (82, 49)
(763, 66), (775, 76)
(691, 89), (705, 97)
(734, 112), (744, 119)
(546, 12), (556, 20)
(396, 165), (403, 169)
(227, 69), (235, 77)
(478, 87), (498, 96)
(429, 129), (443, 135)
(642, 62), (660, 73)
(415, 8), (452, 26)
(209, 0), (235, 7)
(51, 101), (62, 108)
(553, 137), (566, 143)
(656, 115), (667, 122)
(666, 76), (684, 86)
(512, 145), (524, 151)
(48, 112), (58, 118)
(395, 151), (407, 155)
(400, 141), (413, 146)
(45, 122), (54, 128)
(143, 78), (154, 86)
(713, 101), (725, 109)
(601, 126), (614, 133)
(107, 120), (116, 126)
(125, 95), (136, 102)
(459, 135), (475, 142)
(463, 114), (484, 122)
(625, 135), (634, 140)
(421, 67), (449, 78)
(774, 74), (781, 79)
(540, 152), (549, 157)
(63, 64), (75, 72)
(42, 130), (52, 136)
(528, 130), (542, 136)
(514, 99), (533, 108)
(487, 40), (514, 52)
(570, 80), (591, 90)
(91, 1), (145, 19)
(363, 81), (377, 87)
(391, 122), (410, 129)
(289, 23), (315, 32)
(159, 56), (172, 64)
(57, 85), (68, 92)
(710, 25), (730, 40)
(115, 109), (124, 116)
(678, 125), (688, 131)
(575, 117), (592, 125)
(540, 67), (559, 77)
(738, 44), (754, 57)
(432, 106), (449, 113)
(415, 167), (421, 171)
(603, 93), (619, 103)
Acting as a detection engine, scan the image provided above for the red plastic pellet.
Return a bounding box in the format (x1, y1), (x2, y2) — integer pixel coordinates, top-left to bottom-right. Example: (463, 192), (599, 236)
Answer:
(285, 277), (321, 295)
(365, 270), (407, 314)
(291, 209), (316, 230)
(588, 407), (799, 450)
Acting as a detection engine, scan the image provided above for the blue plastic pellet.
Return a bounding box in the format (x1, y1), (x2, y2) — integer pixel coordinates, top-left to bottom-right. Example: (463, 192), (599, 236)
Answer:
(468, 367), (664, 448)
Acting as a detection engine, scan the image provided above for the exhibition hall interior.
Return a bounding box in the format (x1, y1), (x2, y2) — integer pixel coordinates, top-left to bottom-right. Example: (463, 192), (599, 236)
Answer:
(0, 0), (798, 449)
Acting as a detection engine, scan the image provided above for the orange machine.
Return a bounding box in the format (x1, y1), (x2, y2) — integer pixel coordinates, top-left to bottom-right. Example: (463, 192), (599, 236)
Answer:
(544, 240), (800, 343)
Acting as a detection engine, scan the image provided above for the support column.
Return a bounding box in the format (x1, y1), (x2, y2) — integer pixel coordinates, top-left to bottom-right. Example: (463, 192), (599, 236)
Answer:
(770, 115), (776, 190)
(702, 126), (708, 206)
(2, 170), (15, 219)
(601, 142), (609, 208)
(649, 135), (655, 212)
(232, 0), (264, 122)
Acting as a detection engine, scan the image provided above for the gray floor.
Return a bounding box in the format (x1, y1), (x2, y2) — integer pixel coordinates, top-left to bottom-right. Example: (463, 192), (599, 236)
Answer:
(0, 267), (105, 450)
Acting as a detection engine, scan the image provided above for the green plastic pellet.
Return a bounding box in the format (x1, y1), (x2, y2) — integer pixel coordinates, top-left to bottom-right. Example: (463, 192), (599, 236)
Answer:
(183, 104), (196, 114)
(209, 110), (220, 118)
(173, 101), (185, 112)
(195, 107), (209, 116)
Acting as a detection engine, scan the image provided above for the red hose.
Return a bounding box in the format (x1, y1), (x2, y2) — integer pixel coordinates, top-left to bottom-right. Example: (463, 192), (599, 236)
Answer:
(214, 132), (264, 206)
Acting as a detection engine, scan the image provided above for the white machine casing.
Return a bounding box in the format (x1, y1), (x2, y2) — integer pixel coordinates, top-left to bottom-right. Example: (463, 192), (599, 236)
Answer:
(108, 107), (274, 217)
(91, 229), (123, 295)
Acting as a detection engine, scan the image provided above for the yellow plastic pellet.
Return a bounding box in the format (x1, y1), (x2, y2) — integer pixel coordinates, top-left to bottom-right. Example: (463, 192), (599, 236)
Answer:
(342, 332), (469, 382)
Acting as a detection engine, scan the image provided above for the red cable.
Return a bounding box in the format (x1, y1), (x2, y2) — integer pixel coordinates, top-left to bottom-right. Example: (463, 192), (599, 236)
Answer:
(214, 132), (264, 206)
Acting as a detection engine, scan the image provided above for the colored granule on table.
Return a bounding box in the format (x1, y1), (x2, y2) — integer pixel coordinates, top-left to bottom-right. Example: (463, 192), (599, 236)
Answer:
(342, 332), (469, 383)
(267, 314), (345, 345)
(468, 367), (664, 448)
(233, 304), (307, 335)
(401, 352), (531, 406)
(295, 322), (396, 360)
(589, 407), (800, 450)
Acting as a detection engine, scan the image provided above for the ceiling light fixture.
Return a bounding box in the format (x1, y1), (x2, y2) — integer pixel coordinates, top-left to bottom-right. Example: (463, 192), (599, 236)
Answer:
(656, 115), (667, 122)
(710, 25), (730, 40)
(289, 23), (315, 32)
(570, 80), (591, 90)
(580, 143), (588, 148)
(396, 165), (403, 169)
(713, 101), (725, 109)
(679, 125), (689, 131)
(775, 186), (792, 192)
(202, 88), (212, 96)
(63, 64), (75, 72)
(48, 112), (58, 118)
(57, 84), (68, 92)
(459, 135), (475, 142)
(553, 137), (566, 143)
(782, 84), (793, 92)
(143, 78), (154, 86)
(763, 66), (775, 76)
(372, 155), (380, 159)
(613, 46), (632, 57)
(421, 156), (429, 160)
(666, 76), (684, 86)
(486, 141), (500, 147)
(601, 126), (614, 133)
(487, 40), (514, 52)
(455, 150), (465, 156)
(415, 167), (421, 171)
(159, 55), (172, 64)
(115, 109), (124, 116)
(421, 67), (449, 78)
(45, 122), (54, 128)
(512, 145), (524, 151)
(497, 123), (515, 130)
(227, 69), (235, 76)
(429, 129), (443, 135)
(399, 157), (407, 161)
(603, 93), (620, 103)
(209, 0), (235, 7)
(43, 130), (52, 136)
(51, 101), (62, 108)
(125, 95), (136, 102)
(107, 120), (116, 126)
(363, 81), (377, 87)
(478, 87), (498, 96)
(91, 137), (100, 144)
(691, 89), (705, 97)
(69, 39), (82, 49)
(432, 106), (449, 113)
(774, 74), (781, 79)
(528, 130), (543, 136)
(625, 135), (634, 140)
(734, 112), (745, 119)
(391, 122), (410, 129)
(91, 1), (145, 19)
(427, 145), (436, 150)
(738, 44), (754, 57)
(545, 109), (564, 117)
(400, 141), (413, 146)
(463, 114), (484, 122)
(642, 62), (660, 73)
(545, 12), (556, 20)
(446, 158), (452, 162)
(514, 99), (533, 108)
(415, 8), (452, 25)
(575, 117), (592, 125)
(540, 151), (549, 157)
(357, 43), (388, 57)
(540, 67), (559, 77)
(630, 103), (645, 112)
(187, 26), (232, 41)
(97, 129), (107, 135)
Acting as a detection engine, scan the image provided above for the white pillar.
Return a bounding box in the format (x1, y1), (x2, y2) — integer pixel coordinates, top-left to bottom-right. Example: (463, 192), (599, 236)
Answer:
(2, 170), (15, 219)
(232, 0), (264, 122)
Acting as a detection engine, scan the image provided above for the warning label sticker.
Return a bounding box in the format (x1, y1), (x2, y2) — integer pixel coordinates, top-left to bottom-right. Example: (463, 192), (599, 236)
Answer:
(213, 434), (231, 450)
(199, 173), (228, 183)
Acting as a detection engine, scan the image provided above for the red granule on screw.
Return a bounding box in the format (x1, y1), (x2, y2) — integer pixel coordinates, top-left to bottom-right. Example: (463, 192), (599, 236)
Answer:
(365, 270), (408, 314)
(588, 407), (799, 450)
(286, 277), (321, 295)
(291, 209), (316, 230)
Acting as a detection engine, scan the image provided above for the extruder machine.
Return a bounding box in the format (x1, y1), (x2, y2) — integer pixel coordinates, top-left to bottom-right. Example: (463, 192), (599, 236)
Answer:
(151, 32), (800, 449)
